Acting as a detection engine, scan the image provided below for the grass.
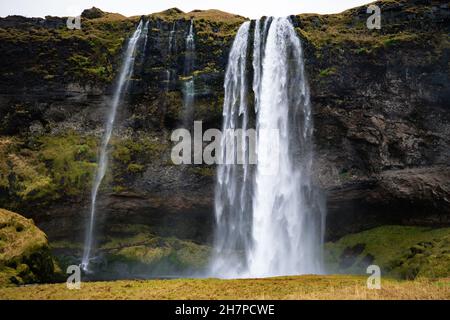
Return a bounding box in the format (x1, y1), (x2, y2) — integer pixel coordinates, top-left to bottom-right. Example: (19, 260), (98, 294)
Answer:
(296, 0), (445, 53)
(0, 275), (448, 300)
(151, 8), (245, 27)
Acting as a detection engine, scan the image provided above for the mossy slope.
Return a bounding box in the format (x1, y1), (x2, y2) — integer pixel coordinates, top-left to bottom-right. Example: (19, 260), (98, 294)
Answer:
(326, 225), (450, 279)
(52, 223), (210, 280)
(0, 208), (59, 286)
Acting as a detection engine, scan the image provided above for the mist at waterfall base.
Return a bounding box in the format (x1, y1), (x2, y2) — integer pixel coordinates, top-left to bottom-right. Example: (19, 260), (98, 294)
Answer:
(81, 20), (149, 273)
(210, 17), (326, 278)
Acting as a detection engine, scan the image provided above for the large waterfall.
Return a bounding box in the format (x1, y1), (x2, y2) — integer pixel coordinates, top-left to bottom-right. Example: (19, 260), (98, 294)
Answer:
(211, 17), (325, 278)
(81, 20), (148, 272)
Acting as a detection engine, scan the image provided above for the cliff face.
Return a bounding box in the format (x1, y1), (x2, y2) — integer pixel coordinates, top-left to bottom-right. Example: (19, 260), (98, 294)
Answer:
(0, 0), (449, 255)
(298, 0), (450, 238)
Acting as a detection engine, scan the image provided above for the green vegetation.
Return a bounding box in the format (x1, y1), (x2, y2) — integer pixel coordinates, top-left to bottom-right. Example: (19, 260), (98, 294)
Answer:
(189, 166), (215, 177)
(37, 134), (98, 197)
(0, 133), (172, 209)
(0, 275), (448, 299)
(0, 13), (137, 84)
(0, 209), (59, 286)
(102, 233), (210, 273)
(109, 135), (167, 190)
(326, 226), (450, 279)
(296, 0), (443, 53)
(151, 8), (245, 36)
(319, 67), (337, 77)
(0, 134), (98, 208)
(101, 224), (210, 269)
(111, 136), (166, 164)
(51, 223), (210, 277)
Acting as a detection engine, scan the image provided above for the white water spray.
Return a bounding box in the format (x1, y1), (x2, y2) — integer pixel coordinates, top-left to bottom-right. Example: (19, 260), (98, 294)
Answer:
(81, 21), (147, 272)
(211, 17), (325, 278)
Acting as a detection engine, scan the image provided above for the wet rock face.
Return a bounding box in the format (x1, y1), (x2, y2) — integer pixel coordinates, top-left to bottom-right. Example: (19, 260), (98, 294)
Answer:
(0, 0), (449, 246)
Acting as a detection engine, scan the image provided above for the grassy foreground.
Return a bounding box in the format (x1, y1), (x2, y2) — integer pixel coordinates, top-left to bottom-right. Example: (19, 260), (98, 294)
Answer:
(0, 275), (449, 300)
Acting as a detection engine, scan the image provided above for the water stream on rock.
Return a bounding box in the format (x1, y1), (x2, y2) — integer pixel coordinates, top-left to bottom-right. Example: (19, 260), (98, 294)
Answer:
(166, 21), (177, 91)
(211, 17), (325, 278)
(169, 21), (176, 54)
(81, 20), (147, 272)
(183, 19), (195, 126)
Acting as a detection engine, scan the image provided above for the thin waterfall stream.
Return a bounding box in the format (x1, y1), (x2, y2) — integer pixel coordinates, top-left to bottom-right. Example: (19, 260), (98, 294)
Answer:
(183, 19), (195, 126)
(81, 21), (148, 272)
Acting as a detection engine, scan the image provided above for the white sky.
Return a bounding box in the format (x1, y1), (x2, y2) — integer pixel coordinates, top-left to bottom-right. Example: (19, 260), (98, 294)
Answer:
(0, 0), (374, 19)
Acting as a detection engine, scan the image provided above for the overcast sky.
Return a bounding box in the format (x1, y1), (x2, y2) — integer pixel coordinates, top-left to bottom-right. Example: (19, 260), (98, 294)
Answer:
(0, 0), (374, 19)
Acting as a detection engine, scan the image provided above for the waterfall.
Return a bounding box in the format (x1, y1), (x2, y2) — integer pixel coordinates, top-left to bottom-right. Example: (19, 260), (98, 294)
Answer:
(81, 20), (147, 272)
(211, 17), (325, 278)
(139, 21), (149, 65)
(210, 21), (252, 276)
(168, 21), (176, 54)
(183, 19), (195, 126)
(166, 22), (176, 92)
(249, 17), (323, 276)
(165, 70), (172, 92)
(184, 19), (195, 74)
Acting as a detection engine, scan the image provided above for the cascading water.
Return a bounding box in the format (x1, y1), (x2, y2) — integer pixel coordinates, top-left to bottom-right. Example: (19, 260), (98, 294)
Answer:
(184, 19), (195, 75)
(166, 21), (177, 91)
(139, 21), (149, 65)
(249, 17), (324, 276)
(81, 20), (147, 272)
(211, 17), (325, 278)
(168, 21), (176, 54)
(210, 21), (252, 276)
(183, 19), (195, 126)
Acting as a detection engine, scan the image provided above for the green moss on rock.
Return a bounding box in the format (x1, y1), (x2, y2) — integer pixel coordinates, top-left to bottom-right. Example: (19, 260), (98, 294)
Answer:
(100, 224), (210, 270)
(325, 226), (450, 279)
(0, 208), (59, 286)
(52, 223), (211, 278)
(0, 14), (137, 84)
(0, 134), (98, 210)
(392, 236), (450, 279)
